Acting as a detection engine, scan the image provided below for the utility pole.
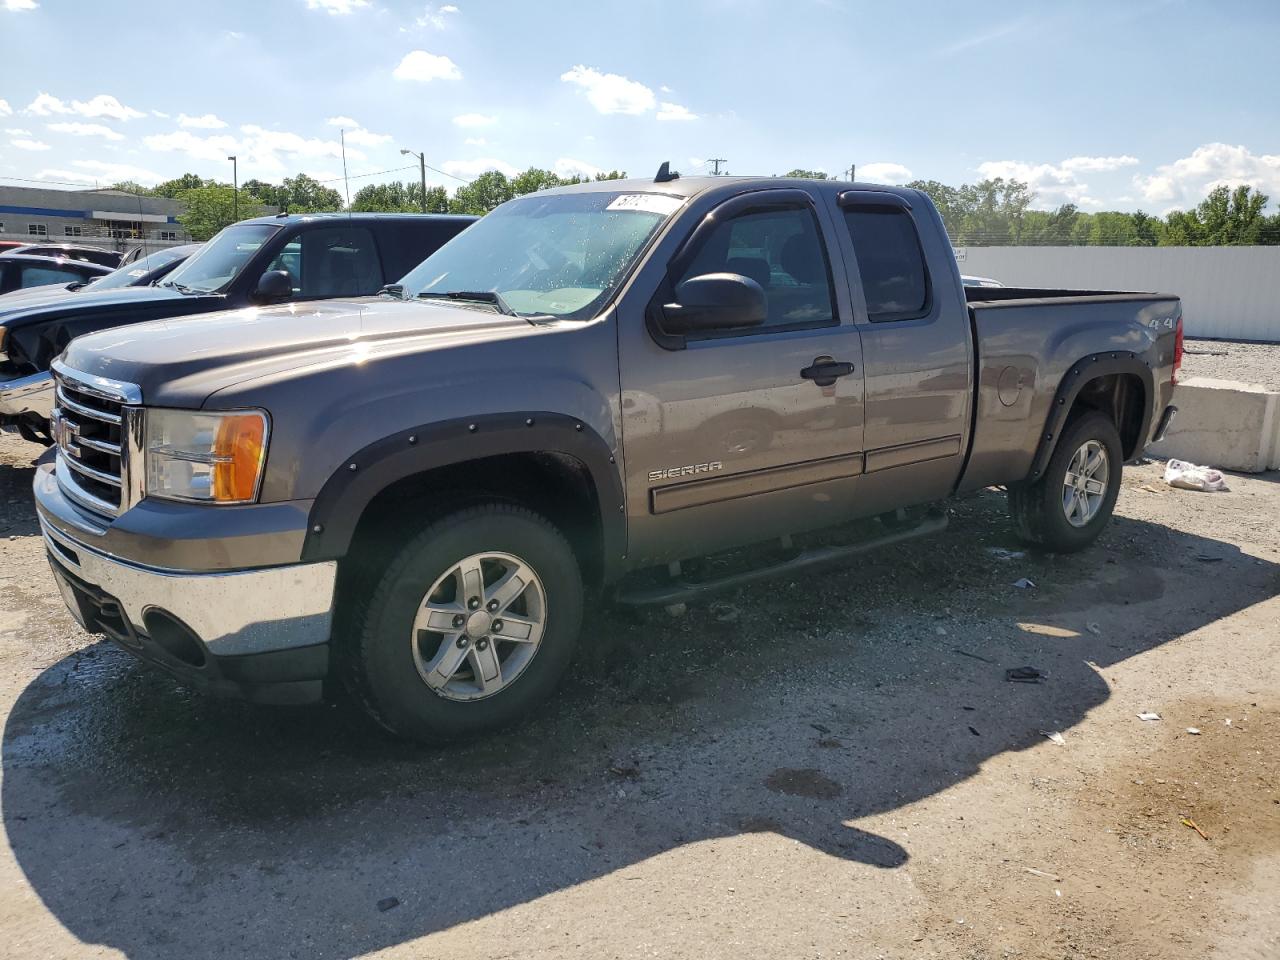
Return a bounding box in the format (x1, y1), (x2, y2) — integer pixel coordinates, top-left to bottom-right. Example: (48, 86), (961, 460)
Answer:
(400, 148), (428, 213)
(227, 155), (238, 220)
(708, 158), (727, 176)
(848, 164), (856, 182)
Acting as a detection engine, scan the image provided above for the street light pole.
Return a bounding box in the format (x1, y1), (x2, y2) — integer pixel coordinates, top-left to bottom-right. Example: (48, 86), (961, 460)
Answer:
(227, 155), (238, 221)
(400, 148), (427, 213)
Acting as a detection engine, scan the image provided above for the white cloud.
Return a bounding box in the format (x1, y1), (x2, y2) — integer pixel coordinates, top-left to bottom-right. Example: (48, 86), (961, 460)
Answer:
(24, 92), (144, 121)
(656, 102), (698, 122)
(858, 162), (913, 184)
(305, 0), (369, 13)
(1060, 155), (1140, 173)
(144, 130), (240, 163)
(554, 157), (602, 179)
(151, 110), (170, 119)
(415, 3), (459, 28)
(343, 127), (391, 146)
(71, 159), (164, 184)
(1134, 143), (1280, 209)
(242, 124), (364, 163)
(440, 157), (518, 178)
(11, 138), (51, 151)
(47, 121), (124, 140)
(178, 112), (228, 129)
(0, 99), (11, 116)
(394, 50), (462, 81)
(4, 127), (31, 136)
(452, 112), (495, 128)
(4, 0), (39, 11)
(977, 156), (1122, 208)
(560, 65), (655, 115)
(659, 85), (673, 93)
(463, 137), (487, 146)
(326, 115), (360, 128)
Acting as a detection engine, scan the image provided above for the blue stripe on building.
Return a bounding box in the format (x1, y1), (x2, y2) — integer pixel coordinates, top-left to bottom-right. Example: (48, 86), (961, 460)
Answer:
(0, 204), (90, 219)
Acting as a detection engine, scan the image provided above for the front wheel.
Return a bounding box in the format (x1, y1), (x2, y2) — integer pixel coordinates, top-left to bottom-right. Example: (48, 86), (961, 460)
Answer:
(345, 502), (584, 742)
(1007, 411), (1123, 552)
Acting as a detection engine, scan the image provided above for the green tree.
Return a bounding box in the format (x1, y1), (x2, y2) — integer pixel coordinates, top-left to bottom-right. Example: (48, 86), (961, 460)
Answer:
(510, 168), (563, 196)
(107, 180), (153, 196)
(153, 173), (210, 198)
(278, 174), (344, 213)
(448, 170), (514, 214)
(784, 169), (829, 180)
(176, 185), (266, 240)
(349, 180), (450, 213)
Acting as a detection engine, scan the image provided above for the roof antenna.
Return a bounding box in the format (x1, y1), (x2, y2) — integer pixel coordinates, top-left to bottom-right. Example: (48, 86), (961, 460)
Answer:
(340, 129), (352, 216)
(654, 161), (679, 183)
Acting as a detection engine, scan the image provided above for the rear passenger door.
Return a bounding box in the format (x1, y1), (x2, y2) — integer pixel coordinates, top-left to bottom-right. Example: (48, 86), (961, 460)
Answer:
(832, 190), (973, 513)
(267, 225), (383, 299)
(619, 188), (866, 564)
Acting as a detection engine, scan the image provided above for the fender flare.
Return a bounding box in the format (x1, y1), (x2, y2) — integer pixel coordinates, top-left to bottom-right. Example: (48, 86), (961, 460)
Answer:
(299, 412), (626, 574)
(1027, 352), (1155, 481)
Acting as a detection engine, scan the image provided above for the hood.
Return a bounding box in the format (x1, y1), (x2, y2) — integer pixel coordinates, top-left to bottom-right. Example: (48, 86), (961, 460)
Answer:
(0, 283), (215, 329)
(59, 296), (541, 406)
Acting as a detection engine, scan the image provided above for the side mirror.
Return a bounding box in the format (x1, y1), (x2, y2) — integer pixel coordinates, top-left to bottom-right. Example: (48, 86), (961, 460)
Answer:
(252, 270), (293, 303)
(662, 273), (767, 334)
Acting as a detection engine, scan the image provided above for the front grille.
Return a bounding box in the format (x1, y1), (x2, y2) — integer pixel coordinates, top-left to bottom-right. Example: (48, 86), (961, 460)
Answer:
(51, 367), (139, 518)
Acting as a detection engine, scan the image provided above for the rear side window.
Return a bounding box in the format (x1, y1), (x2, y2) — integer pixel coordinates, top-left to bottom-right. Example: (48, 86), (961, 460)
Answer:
(677, 206), (836, 332)
(843, 208), (930, 321)
(379, 220), (472, 281)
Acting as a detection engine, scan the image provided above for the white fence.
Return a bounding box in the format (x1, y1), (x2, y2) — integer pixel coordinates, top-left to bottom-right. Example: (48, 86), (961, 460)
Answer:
(955, 246), (1280, 342)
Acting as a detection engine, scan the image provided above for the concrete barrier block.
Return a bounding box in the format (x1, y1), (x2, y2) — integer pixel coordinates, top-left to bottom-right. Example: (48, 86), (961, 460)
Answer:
(1149, 377), (1280, 473)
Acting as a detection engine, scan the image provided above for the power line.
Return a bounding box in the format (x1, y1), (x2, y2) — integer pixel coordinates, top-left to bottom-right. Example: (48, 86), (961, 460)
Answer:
(707, 157), (727, 175)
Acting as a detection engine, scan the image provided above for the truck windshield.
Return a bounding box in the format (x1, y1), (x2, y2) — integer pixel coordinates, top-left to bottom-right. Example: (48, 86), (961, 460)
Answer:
(161, 223), (280, 294)
(397, 190), (683, 320)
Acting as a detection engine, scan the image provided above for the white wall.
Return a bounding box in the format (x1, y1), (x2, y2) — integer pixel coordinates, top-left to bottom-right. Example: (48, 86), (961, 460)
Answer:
(956, 246), (1280, 342)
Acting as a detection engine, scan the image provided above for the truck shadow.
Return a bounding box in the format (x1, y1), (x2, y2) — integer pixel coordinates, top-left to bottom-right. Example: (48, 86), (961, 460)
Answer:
(3, 491), (1277, 958)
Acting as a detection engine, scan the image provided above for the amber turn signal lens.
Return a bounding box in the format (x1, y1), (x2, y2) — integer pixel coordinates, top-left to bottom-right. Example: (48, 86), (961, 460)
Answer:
(212, 413), (267, 502)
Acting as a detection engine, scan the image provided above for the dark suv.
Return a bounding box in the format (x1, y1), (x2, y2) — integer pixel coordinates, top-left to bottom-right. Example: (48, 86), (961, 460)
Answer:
(0, 213), (475, 441)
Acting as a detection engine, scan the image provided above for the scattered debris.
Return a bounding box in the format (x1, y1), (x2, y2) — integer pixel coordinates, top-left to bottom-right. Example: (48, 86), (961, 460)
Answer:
(986, 547), (1026, 561)
(1183, 347), (1229, 356)
(1012, 577), (1037, 589)
(709, 601), (740, 623)
(817, 738), (843, 749)
(1164, 458), (1229, 492)
(1181, 817), (1210, 841)
(608, 762), (641, 780)
(1137, 712), (1162, 721)
(1086, 622), (1102, 635)
(1007, 666), (1047, 683)
(1195, 554), (1225, 563)
(935, 625), (948, 636)
(1042, 731), (1066, 745)
(809, 723), (831, 735)
(968, 725), (980, 737)
(1186, 727), (1201, 735)
(663, 602), (687, 618)
(953, 648), (997, 665)
(377, 897), (400, 912)
(1225, 718), (1233, 727)
(1024, 866), (1061, 881)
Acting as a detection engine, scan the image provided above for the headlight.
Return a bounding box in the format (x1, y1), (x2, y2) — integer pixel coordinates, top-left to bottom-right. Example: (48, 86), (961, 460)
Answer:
(144, 408), (269, 504)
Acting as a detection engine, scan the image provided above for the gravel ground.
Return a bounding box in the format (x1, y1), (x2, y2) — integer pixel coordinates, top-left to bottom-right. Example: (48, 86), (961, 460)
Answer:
(1183, 338), (1280, 390)
(1, 430), (1278, 959)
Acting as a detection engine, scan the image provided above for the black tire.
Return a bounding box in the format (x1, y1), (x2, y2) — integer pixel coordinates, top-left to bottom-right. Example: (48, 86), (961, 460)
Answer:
(1008, 410), (1123, 553)
(344, 502), (584, 742)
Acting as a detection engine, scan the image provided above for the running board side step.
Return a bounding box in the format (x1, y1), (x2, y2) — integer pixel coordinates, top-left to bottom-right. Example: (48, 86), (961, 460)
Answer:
(614, 513), (949, 607)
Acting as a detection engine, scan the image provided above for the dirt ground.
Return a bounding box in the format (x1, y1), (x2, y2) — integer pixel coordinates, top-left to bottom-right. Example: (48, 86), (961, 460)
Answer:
(0, 429), (1277, 960)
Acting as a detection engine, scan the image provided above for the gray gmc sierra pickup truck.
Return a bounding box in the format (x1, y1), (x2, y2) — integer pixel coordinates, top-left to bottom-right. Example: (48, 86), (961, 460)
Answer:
(34, 170), (1182, 741)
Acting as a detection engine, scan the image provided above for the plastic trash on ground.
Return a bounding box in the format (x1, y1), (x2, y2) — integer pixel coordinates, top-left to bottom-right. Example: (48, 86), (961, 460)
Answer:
(1164, 458), (1229, 492)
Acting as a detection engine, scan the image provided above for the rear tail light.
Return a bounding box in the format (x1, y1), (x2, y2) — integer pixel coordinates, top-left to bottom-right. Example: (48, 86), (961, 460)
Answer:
(1172, 315), (1184, 384)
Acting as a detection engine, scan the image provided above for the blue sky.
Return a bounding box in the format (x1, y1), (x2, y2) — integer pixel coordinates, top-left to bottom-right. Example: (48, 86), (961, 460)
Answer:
(2, 0), (1278, 213)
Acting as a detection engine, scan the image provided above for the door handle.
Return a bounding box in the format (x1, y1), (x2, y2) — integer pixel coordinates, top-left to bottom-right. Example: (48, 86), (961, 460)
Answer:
(800, 356), (856, 387)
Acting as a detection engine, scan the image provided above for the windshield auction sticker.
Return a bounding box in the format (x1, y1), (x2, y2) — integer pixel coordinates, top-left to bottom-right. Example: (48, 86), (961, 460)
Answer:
(606, 194), (685, 215)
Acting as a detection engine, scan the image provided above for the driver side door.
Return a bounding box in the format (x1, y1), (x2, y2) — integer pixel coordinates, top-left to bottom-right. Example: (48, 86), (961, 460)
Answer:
(618, 189), (866, 565)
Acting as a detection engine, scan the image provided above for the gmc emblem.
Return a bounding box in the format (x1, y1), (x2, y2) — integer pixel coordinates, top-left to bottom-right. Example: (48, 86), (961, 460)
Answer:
(53, 413), (83, 459)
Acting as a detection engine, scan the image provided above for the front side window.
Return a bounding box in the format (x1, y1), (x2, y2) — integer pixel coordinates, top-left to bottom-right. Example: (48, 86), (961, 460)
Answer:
(266, 226), (381, 298)
(162, 223), (280, 294)
(843, 208), (930, 321)
(677, 205), (836, 331)
(397, 190), (682, 320)
(19, 264), (80, 288)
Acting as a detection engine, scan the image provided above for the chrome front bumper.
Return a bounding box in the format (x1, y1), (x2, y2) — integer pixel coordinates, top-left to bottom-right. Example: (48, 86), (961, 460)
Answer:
(0, 370), (54, 420)
(40, 519), (338, 657)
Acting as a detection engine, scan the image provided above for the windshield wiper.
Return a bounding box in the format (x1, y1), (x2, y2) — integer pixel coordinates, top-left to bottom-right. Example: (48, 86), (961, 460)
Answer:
(160, 280), (197, 294)
(418, 289), (518, 317)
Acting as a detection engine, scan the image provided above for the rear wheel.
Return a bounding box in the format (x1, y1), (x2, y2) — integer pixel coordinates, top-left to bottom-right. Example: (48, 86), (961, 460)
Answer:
(1008, 411), (1123, 552)
(345, 502), (584, 742)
